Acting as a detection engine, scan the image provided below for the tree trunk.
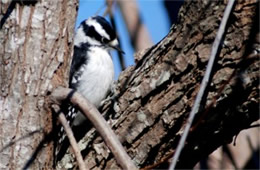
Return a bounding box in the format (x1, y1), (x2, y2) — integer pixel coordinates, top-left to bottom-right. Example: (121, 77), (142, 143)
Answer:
(58, 0), (259, 169)
(0, 0), (77, 169)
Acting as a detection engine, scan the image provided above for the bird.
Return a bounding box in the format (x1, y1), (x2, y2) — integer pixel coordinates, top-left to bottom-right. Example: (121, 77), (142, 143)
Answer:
(54, 16), (123, 164)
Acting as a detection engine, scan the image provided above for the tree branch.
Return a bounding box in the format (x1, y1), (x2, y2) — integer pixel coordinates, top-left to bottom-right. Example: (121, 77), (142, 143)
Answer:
(52, 104), (88, 170)
(116, 0), (153, 53)
(104, 0), (126, 70)
(51, 87), (137, 170)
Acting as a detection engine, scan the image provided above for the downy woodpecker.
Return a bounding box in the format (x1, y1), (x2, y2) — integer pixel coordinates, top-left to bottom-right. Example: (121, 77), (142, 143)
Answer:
(55, 16), (122, 163)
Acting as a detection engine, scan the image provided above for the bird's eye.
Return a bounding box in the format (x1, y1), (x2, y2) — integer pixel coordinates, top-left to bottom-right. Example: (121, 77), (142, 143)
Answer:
(101, 37), (109, 44)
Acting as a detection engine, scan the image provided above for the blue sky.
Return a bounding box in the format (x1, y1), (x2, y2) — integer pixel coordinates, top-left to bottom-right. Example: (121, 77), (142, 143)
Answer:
(76, 0), (170, 78)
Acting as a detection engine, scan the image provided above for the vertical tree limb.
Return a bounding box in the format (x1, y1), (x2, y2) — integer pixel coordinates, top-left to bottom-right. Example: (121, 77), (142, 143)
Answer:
(57, 108), (88, 170)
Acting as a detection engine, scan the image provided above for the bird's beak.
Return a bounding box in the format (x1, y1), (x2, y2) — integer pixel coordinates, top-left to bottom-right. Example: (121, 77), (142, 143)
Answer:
(112, 45), (125, 54)
(109, 39), (125, 54)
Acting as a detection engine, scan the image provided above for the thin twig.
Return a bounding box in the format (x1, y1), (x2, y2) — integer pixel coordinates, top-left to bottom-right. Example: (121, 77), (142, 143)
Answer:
(103, 0), (126, 70)
(51, 87), (137, 170)
(109, 13), (126, 70)
(168, 0), (236, 169)
(57, 109), (88, 170)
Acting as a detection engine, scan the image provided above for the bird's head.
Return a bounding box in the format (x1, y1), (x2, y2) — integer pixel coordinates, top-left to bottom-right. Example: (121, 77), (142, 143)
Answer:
(74, 16), (124, 53)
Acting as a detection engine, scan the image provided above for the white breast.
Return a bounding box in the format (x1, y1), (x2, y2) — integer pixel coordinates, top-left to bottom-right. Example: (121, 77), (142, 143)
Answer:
(73, 47), (114, 126)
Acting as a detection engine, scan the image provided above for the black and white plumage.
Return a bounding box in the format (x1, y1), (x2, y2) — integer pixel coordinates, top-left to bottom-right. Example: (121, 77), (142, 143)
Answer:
(55, 16), (121, 163)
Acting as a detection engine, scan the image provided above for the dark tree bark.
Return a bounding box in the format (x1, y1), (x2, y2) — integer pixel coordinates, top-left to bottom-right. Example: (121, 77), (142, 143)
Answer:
(0, 0), (78, 169)
(58, 0), (259, 169)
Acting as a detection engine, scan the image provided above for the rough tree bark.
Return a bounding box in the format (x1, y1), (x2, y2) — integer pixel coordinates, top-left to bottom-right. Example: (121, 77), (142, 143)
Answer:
(0, 0), (77, 169)
(58, 0), (259, 169)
